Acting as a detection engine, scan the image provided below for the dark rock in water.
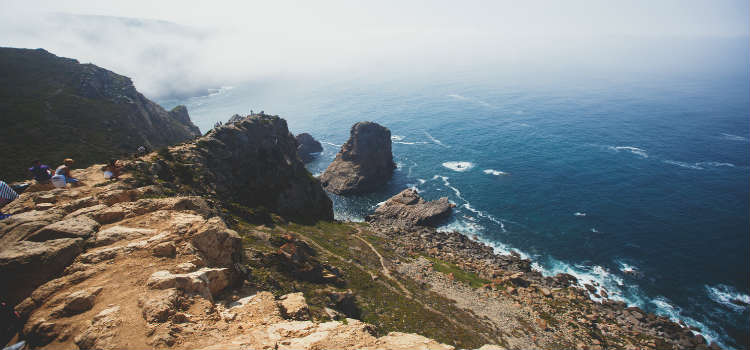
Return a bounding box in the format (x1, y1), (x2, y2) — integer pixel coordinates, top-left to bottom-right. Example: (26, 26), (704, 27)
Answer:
(295, 133), (323, 163)
(0, 48), (201, 182)
(366, 189), (454, 228)
(320, 122), (396, 195)
(730, 298), (749, 307)
(144, 114), (333, 222)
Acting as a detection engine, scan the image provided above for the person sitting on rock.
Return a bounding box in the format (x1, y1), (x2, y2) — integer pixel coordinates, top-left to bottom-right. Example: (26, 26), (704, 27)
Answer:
(0, 180), (18, 208)
(28, 160), (52, 183)
(51, 158), (80, 187)
(103, 159), (122, 180)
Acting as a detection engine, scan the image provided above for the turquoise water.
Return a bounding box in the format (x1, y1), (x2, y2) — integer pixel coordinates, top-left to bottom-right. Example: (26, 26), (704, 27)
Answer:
(160, 69), (750, 348)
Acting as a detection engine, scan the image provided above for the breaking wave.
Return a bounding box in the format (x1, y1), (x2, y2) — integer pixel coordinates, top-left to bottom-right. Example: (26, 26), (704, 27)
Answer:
(706, 284), (750, 312)
(424, 131), (449, 148)
(574, 212), (587, 217)
(607, 146), (649, 158)
(483, 169), (508, 176)
(720, 133), (749, 142)
(442, 161), (474, 172)
(664, 160), (737, 170)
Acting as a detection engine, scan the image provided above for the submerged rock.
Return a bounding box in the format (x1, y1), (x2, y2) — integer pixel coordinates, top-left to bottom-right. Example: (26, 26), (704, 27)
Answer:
(366, 189), (454, 228)
(320, 122), (396, 195)
(296, 133), (323, 163)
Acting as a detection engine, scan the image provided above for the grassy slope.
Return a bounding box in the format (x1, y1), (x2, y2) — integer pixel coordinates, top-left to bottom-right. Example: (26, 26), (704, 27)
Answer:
(224, 211), (501, 348)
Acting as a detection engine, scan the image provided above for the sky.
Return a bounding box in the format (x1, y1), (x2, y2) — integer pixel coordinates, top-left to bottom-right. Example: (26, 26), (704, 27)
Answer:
(1, 0), (748, 98)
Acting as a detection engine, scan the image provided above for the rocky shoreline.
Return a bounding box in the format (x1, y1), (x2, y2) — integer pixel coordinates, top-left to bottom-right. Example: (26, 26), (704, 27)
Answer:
(365, 192), (721, 350)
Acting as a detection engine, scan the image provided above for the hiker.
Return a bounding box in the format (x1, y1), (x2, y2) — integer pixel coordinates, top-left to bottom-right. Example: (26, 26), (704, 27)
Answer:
(103, 159), (122, 180)
(51, 158), (80, 188)
(0, 181), (18, 208)
(28, 160), (52, 183)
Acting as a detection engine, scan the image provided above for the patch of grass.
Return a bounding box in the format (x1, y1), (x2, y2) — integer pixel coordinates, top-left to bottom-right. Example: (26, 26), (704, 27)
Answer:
(423, 256), (489, 288)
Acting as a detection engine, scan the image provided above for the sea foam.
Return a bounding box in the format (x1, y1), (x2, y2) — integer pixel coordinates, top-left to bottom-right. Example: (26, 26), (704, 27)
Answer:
(483, 169), (508, 176)
(442, 161), (474, 172)
(706, 284), (750, 312)
(608, 146), (649, 158)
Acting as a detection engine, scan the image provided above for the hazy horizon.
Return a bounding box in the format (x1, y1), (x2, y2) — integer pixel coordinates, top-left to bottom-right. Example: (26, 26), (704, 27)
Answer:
(1, 1), (747, 99)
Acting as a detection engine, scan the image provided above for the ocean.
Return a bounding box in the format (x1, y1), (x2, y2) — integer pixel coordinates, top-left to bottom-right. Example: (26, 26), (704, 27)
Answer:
(159, 68), (750, 349)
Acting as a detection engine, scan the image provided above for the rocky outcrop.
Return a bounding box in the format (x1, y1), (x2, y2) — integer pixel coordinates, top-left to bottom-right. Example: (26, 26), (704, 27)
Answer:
(0, 48), (201, 181)
(320, 122), (396, 195)
(139, 114), (333, 222)
(169, 105), (201, 136)
(295, 133), (323, 163)
(366, 189), (454, 228)
(0, 238), (84, 306)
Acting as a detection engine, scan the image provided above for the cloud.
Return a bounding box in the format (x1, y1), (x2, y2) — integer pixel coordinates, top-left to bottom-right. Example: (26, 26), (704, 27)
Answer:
(0, 1), (747, 99)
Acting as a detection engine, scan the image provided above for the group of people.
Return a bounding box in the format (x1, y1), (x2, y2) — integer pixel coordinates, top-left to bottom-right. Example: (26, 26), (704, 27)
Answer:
(0, 158), (124, 213)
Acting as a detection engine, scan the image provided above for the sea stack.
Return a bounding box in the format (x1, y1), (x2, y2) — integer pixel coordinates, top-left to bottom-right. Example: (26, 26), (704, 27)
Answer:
(366, 188), (454, 228)
(295, 133), (323, 163)
(320, 122), (396, 195)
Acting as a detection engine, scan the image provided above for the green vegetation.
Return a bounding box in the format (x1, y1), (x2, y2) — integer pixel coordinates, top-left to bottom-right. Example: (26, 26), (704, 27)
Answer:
(0, 48), (197, 181)
(224, 214), (499, 348)
(423, 256), (490, 288)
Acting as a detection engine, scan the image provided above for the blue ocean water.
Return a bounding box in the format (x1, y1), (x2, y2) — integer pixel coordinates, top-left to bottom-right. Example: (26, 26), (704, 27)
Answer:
(160, 69), (750, 348)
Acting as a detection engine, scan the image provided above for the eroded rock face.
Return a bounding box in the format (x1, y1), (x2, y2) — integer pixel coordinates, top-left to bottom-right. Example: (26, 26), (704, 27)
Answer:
(152, 114), (333, 222)
(0, 238), (83, 305)
(320, 122), (396, 195)
(28, 216), (100, 242)
(366, 189), (454, 228)
(295, 133), (323, 163)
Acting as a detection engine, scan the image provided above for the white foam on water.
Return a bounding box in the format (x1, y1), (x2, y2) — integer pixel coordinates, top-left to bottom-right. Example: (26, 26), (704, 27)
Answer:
(706, 284), (750, 312)
(391, 135), (405, 141)
(697, 161), (736, 168)
(574, 212), (587, 217)
(424, 131), (449, 148)
(720, 133), (749, 142)
(206, 85), (234, 97)
(417, 178), (426, 185)
(663, 160), (704, 170)
(322, 141), (342, 148)
(394, 141), (429, 145)
(442, 161), (475, 172)
(590, 228), (598, 233)
(665, 160), (738, 170)
(649, 296), (723, 347)
(483, 169), (509, 176)
(617, 261), (638, 274)
(395, 162), (404, 169)
(607, 146), (649, 158)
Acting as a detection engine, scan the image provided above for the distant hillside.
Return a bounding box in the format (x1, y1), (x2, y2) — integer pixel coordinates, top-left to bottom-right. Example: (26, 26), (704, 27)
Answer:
(0, 47), (201, 181)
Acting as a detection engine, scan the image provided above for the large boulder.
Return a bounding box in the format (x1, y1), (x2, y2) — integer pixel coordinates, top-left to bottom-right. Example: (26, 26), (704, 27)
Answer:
(295, 133), (323, 163)
(366, 189), (454, 228)
(320, 122), (396, 195)
(27, 216), (100, 242)
(0, 238), (83, 305)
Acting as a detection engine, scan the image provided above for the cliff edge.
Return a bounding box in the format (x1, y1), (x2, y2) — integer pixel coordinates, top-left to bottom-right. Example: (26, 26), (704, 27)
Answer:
(0, 48), (201, 181)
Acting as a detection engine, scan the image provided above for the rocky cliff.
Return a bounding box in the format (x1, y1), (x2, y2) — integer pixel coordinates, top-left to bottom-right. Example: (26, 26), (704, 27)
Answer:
(133, 114), (333, 223)
(295, 133), (323, 163)
(0, 48), (201, 181)
(320, 122), (396, 195)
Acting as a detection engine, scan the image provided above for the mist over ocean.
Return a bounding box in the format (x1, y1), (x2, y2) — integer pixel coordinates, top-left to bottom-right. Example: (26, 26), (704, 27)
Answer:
(160, 66), (750, 348)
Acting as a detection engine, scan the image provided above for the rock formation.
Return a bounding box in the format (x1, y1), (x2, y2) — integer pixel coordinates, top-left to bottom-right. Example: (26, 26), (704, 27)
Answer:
(320, 122), (396, 195)
(366, 189), (454, 228)
(295, 133), (323, 163)
(0, 165), (457, 350)
(135, 114), (333, 222)
(0, 48), (201, 181)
